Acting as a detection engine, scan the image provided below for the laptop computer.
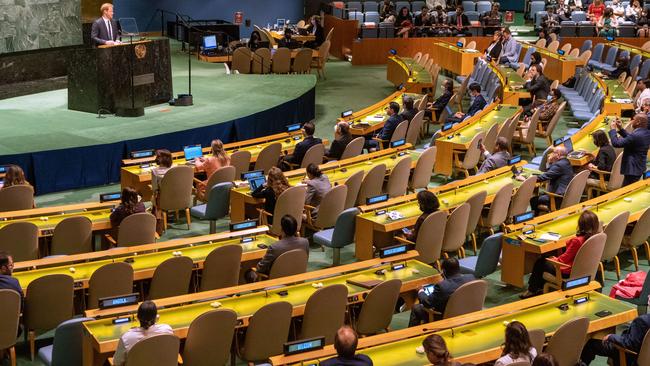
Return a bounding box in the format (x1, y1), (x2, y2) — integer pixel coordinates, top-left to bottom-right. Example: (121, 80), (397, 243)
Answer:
(248, 176), (266, 192)
(183, 145), (203, 163)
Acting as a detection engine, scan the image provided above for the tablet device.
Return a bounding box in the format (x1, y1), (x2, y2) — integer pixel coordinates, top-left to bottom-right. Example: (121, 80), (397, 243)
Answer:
(248, 176), (266, 191)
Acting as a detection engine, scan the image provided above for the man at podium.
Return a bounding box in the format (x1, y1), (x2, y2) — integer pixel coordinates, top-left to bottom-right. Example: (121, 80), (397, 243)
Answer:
(91, 3), (121, 46)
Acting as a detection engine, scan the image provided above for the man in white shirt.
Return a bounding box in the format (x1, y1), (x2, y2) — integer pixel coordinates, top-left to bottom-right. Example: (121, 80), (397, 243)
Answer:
(611, 0), (626, 21)
(90, 3), (121, 46)
(635, 79), (650, 113)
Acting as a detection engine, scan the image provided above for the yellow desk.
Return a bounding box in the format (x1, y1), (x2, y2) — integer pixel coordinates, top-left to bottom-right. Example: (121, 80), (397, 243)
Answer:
(496, 65), (530, 106)
(434, 103), (521, 176)
(566, 114), (631, 166)
(269, 30), (316, 43)
(339, 91), (421, 137)
(520, 42), (579, 83)
(229, 146), (422, 222)
(595, 74), (634, 116)
(501, 179), (650, 287)
(431, 42), (482, 76)
(387, 56), (434, 94)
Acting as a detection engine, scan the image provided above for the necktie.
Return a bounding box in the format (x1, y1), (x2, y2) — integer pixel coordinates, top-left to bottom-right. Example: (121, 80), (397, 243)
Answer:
(107, 20), (113, 40)
(457, 15), (461, 27)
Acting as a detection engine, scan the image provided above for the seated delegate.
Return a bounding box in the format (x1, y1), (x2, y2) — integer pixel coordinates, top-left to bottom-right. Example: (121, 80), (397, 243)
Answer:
(447, 83), (487, 124)
(251, 167), (291, 224)
(402, 190), (440, 242)
(281, 121), (322, 170)
(365, 101), (403, 151)
(526, 146), (574, 214)
(325, 122), (354, 161)
(477, 137), (511, 174)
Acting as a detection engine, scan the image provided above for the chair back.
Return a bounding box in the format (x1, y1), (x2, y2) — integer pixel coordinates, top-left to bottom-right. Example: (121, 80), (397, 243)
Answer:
(560, 169), (589, 209)
(465, 190), (488, 239)
(341, 137), (365, 160)
(254, 142), (282, 174)
(560, 43), (572, 53)
(253, 48), (272, 74)
(0, 290), (20, 349)
(203, 182), (233, 222)
(545, 317), (590, 366)
(637, 331), (650, 366)
(413, 52), (422, 62)
(569, 48), (580, 57)
(356, 279), (402, 335)
(528, 328), (546, 355)
(629, 208), (650, 250)
(125, 334), (180, 366)
(578, 50), (592, 64)
(521, 108), (539, 143)
(547, 40), (560, 52)
(242, 301), (293, 362)
(443, 279), (488, 318)
(0, 221), (39, 261)
(183, 309), (237, 366)
(0, 185), (33, 212)
(269, 248), (309, 279)
(202, 166), (236, 202)
(601, 211), (630, 261)
(569, 232), (607, 280)
(390, 120), (409, 143)
(356, 163), (386, 205)
(270, 186), (307, 236)
(88, 262), (134, 309)
(508, 176), (537, 219)
(116, 212), (157, 247)
(49, 317), (95, 366)
(314, 185), (347, 229)
(292, 48), (313, 73)
(541, 101), (566, 141)
(230, 150), (252, 178)
(465, 40), (476, 50)
(386, 156), (411, 198)
(325, 28), (334, 42)
(410, 147), (436, 191)
(24, 274), (74, 332)
(232, 47), (252, 74)
(484, 183), (513, 228)
(302, 284), (348, 344)
(535, 38), (546, 48)
(438, 94), (457, 123)
(463, 132), (485, 170)
(442, 203), (470, 254)
(483, 123), (500, 153)
(300, 143), (325, 169)
(607, 152), (624, 191)
(328, 207), (359, 249)
(343, 170), (364, 209)
(200, 244), (242, 292)
(51, 216), (93, 255)
(148, 256), (193, 299)
(272, 47), (292, 74)
(158, 165), (194, 211)
(474, 233), (503, 278)
(405, 111), (425, 145)
(415, 211), (447, 265)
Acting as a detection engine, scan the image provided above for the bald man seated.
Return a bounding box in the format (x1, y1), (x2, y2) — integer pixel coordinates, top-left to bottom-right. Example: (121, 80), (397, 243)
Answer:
(320, 326), (373, 366)
(525, 146), (574, 214)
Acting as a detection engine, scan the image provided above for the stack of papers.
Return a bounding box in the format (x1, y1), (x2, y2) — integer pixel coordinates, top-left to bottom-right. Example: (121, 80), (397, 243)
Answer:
(386, 211), (404, 220)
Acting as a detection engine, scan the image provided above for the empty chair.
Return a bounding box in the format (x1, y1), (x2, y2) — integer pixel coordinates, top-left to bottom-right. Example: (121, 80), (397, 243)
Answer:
(442, 203), (471, 258)
(190, 182), (233, 234)
(462, 0), (475, 11)
(301, 284), (348, 344)
(200, 244), (242, 291)
(513, 108), (539, 156)
(340, 137), (365, 160)
(587, 43), (604, 68)
(0, 290), (20, 366)
(0, 185), (34, 212)
(87, 262), (134, 309)
(405, 110), (425, 146)
(355, 279), (402, 335)
(272, 47), (291, 74)
(259, 185), (307, 236)
(239, 301), (293, 363)
(51, 216), (93, 256)
(409, 146), (436, 191)
(230, 150), (252, 178)
(508, 176), (537, 220)
(398, 210), (447, 265)
(313, 207), (359, 266)
(252, 48), (272, 74)
(343, 170), (364, 209)
(545, 317), (590, 366)
(311, 40), (331, 79)
(547, 40), (560, 52)
(125, 334), (180, 366)
(560, 43), (572, 54)
(465, 191), (488, 254)
(0, 221), (39, 261)
(148, 256), (193, 300)
(292, 48), (313, 74)
(183, 309), (237, 366)
(37, 317), (94, 366)
(347, 1), (362, 11)
(157, 165), (194, 230)
(482, 123), (500, 154)
(385, 156), (411, 198)
(232, 47), (252, 74)
(543, 233), (607, 292)
(24, 274), (74, 361)
(459, 233), (503, 278)
(107, 212), (157, 247)
(363, 1), (379, 12)
(599, 211), (630, 280)
(356, 163), (386, 205)
(622, 208), (650, 271)
(253, 142), (282, 174)
(442, 280), (488, 318)
(479, 183), (513, 234)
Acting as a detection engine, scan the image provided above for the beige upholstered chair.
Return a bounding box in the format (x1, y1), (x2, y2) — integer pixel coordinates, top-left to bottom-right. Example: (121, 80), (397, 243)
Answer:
(87, 262), (134, 309)
(465, 191), (488, 254)
(547, 40), (560, 52)
(230, 150), (252, 178)
(24, 274), (74, 360)
(305, 184), (347, 232)
(194, 165), (236, 203)
(259, 185), (307, 236)
(200, 245), (243, 291)
(356, 164), (386, 205)
(239, 301), (293, 363)
(419, 53), (430, 66)
(292, 48), (313, 74)
(560, 43), (572, 53)
(453, 132), (484, 178)
(514, 108), (539, 156)
(465, 40), (476, 50)
(528, 328), (546, 355)
(288, 143), (324, 170)
(148, 256), (193, 300)
(396, 211), (447, 265)
(311, 40), (331, 79)
(622, 208), (650, 270)
(373, 120), (408, 150)
(253, 48), (272, 74)
(587, 152), (624, 198)
(272, 47), (291, 74)
(543, 169), (589, 212)
(442, 279), (488, 318)
(479, 183), (513, 234)
(51, 216), (93, 255)
(355, 279), (402, 336)
(599, 211), (630, 280)
(183, 309), (237, 366)
(125, 334), (180, 366)
(0, 222), (39, 261)
(232, 47), (252, 74)
(0, 290), (20, 366)
(569, 48), (580, 57)
(578, 50), (592, 65)
(535, 38), (547, 48)
(508, 176), (537, 221)
(340, 137), (365, 160)
(301, 284), (348, 344)
(482, 123), (500, 154)
(409, 146), (436, 192)
(536, 101), (566, 146)
(158, 165), (194, 230)
(545, 317), (590, 366)
(343, 170), (364, 209)
(267, 249), (309, 279)
(405, 110), (425, 145)
(543, 233), (607, 292)
(614, 330), (650, 366)
(385, 156), (411, 198)
(106, 212), (157, 247)
(442, 203), (470, 258)
(0, 185), (34, 212)
(413, 52), (422, 62)
(253, 142), (282, 174)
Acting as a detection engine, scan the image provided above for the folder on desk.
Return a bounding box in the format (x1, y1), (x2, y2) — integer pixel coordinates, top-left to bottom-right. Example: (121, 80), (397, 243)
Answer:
(346, 276), (384, 289)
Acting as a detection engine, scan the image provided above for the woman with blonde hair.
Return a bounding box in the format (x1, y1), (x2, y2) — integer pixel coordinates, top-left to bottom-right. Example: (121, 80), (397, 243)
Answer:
(195, 139), (231, 199)
(251, 166), (290, 223)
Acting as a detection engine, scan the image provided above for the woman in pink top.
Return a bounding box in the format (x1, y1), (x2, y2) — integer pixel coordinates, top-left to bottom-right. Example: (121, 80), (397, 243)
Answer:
(588, 0), (606, 22)
(195, 139), (231, 201)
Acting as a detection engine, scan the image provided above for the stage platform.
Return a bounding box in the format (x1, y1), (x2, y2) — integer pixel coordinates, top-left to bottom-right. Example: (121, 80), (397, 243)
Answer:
(0, 45), (316, 194)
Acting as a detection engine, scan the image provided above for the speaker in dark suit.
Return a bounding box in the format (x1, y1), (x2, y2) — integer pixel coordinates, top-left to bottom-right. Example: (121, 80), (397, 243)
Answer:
(90, 3), (120, 46)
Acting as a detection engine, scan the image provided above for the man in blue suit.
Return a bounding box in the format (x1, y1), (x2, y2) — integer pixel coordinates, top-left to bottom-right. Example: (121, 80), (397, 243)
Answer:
(581, 313), (650, 366)
(447, 83), (487, 124)
(90, 3), (120, 47)
(365, 101), (403, 151)
(609, 114), (650, 186)
(280, 121), (322, 170)
(529, 146), (574, 213)
(408, 258), (474, 326)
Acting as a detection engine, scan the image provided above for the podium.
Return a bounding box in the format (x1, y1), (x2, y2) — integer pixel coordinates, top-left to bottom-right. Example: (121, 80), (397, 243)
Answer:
(67, 38), (173, 116)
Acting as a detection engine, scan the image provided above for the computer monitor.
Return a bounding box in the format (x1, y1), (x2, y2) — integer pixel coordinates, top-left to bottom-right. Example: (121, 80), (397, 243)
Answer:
(276, 19), (286, 29)
(183, 144), (203, 160)
(100, 192), (121, 202)
(563, 138), (574, 153)
(241, 169), (264, 180)
(286, 123), (301, 132)
(390, 139), (406, 148)
(203, 35), (218, 50)
(248, 176), (266, 191)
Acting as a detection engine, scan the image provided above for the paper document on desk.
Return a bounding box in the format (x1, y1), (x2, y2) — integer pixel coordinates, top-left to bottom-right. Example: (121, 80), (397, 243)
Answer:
(367, 115), (385, 122)
(539, 232), (562, 241)
(612, 98), (632, 103)
(386, 211), (405, 220)
(463, 49), (480, 53)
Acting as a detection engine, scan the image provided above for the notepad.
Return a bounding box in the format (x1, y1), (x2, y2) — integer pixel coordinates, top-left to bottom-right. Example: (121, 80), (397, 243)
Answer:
(386, 211), (404, 220)
(612, 98), (632, 103)
(346, 276), (384, 289)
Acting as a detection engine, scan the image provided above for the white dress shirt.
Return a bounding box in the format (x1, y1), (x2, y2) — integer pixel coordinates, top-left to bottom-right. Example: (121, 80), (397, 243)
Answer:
(112, 324), (173, 366)
(636, 88), (650, 110)
(104, 17), (113, 40)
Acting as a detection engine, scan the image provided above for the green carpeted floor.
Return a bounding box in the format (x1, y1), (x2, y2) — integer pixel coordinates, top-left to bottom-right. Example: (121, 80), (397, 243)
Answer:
(12, 51), (637, 366)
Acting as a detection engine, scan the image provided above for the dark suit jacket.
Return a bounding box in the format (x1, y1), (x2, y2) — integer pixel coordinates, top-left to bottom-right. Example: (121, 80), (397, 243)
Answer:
(320, 354), (373, 366)
(465, 94), (487, 119)
(290, 136), (323, 166)
(525, 75), (550, 102)
(256, 236), (309, 274)
(608, 314), (650, 352)
(251, 186), (279, 222)
(418, 273), (475, 314)
(378, 114), (403, 141)
(400, 107), (418, 123)
(538, 157), (574, 195)
(0, 275), (24, 309)
(278, 38), (301, 49)
(432, 90), (453, 111)
(326, 134), (354, 160)
(310, 24), (325, 47)
(609, 128), (650, 176)
(448, 13), (470, 28)
(593, 144), (617, 172)
(91, 17), (119, 46)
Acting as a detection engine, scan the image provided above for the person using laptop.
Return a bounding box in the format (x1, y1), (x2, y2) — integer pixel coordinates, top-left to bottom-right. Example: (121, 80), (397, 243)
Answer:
(304, 15), (324, 49)
(251, 167), (291, 224)
(195, 139), (231, 201)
